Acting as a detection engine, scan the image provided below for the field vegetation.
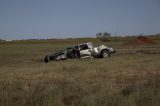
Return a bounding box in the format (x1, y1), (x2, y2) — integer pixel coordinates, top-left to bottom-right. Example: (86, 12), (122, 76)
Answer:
(0, 36), (160, 106)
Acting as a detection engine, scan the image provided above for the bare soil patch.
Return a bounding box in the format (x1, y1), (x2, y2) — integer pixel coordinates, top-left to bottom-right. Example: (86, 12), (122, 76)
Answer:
(124, 36), (156, 45)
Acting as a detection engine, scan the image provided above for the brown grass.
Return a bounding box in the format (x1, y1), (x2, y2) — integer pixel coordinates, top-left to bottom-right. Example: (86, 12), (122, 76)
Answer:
(0, 38), (160, 106)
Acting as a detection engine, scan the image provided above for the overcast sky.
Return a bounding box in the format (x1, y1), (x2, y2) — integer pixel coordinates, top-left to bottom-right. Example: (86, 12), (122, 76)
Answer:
(0, 0), (160, 40)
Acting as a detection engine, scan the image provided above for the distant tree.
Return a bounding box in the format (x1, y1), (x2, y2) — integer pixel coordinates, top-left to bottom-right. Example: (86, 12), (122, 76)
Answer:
(138, 33), (144, 36)
(96, 32), (111, 42)
(96, 32), (102, 39)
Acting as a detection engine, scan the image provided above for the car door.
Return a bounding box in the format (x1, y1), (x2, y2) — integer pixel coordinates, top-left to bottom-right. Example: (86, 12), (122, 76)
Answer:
(78, 44), (91, 58)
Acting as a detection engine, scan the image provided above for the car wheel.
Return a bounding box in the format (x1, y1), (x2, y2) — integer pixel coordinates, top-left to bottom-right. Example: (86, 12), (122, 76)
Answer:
(101, 50), (110, 58)
(44, 55), (49, 63)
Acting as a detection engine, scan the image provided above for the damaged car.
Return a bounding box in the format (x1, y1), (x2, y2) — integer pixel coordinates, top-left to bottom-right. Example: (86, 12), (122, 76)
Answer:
(44, 42), (115, 63)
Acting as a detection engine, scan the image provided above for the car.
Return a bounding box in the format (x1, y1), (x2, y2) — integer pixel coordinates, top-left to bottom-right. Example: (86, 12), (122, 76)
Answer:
(44, 42), (115, 63)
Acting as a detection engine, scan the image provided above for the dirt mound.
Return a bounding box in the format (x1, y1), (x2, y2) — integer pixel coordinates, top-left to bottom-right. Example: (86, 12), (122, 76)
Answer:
(124, 36), (156, 45)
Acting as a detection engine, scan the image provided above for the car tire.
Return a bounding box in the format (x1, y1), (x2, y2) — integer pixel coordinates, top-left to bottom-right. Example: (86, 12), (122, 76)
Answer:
(44, 55), (49, 63)
(101, 50), (110, 58)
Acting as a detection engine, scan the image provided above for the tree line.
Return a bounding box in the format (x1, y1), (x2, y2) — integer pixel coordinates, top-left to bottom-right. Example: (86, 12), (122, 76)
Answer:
(96, 32), (111, 42)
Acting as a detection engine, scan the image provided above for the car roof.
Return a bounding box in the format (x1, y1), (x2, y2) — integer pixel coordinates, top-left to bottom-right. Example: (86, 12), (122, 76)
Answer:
(78, 42), (91, 46)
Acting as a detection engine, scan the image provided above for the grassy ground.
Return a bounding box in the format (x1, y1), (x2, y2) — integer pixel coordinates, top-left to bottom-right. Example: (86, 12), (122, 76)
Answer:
(0, 39), (160, 106)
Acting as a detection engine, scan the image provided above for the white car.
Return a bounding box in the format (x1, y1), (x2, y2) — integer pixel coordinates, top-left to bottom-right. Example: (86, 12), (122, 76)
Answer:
(77, 42), (115, 58)
(44, 42), (115, 62)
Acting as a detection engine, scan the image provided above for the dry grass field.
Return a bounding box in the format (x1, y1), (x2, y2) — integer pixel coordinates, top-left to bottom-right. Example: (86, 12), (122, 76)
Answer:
(0, 37), (160, 106)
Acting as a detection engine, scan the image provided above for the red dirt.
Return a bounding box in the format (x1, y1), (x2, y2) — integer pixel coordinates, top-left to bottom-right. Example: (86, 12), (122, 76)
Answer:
(124, 36), (156, 45)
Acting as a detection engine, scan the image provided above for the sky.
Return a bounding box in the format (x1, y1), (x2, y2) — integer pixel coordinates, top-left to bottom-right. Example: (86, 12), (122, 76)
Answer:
(0, 0), (160, 40)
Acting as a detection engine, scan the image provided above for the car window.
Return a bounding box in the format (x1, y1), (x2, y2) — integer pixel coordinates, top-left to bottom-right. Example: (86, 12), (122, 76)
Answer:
(79, 44), (89, 50)
(73, 46), (79, 50)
